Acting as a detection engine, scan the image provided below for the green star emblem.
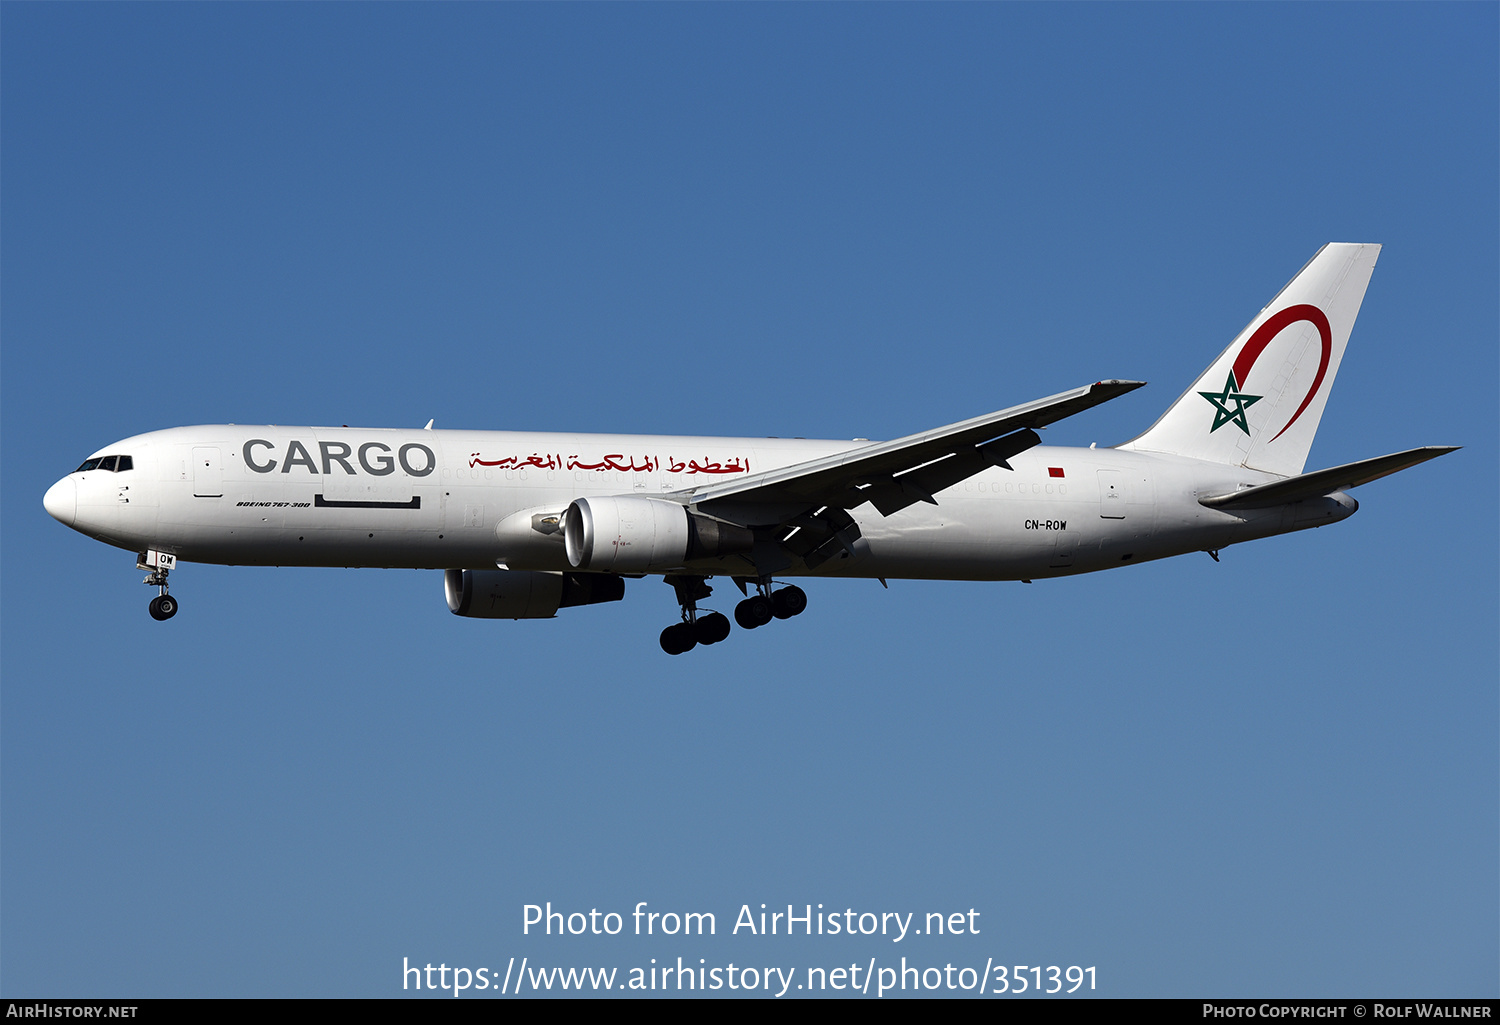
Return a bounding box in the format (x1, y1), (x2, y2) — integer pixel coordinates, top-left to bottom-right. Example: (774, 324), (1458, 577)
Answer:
(1198, 371), (1262, 435)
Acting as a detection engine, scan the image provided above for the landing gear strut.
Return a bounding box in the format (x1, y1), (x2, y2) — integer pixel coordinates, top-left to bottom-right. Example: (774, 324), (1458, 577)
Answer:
(660, 576), (730, 655)
(139, 550), (179, 621)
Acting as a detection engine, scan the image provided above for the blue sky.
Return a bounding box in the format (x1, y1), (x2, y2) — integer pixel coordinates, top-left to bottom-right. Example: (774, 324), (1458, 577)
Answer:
(3, 3), (1495, 998)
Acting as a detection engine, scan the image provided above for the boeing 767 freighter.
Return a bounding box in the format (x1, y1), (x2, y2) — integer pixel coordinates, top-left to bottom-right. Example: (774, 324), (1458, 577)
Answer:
(43, 244), (1455, 653)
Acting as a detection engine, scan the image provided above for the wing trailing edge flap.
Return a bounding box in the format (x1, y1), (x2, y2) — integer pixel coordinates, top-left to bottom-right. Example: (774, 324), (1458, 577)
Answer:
(1199, 446), (1459, 510)
(863, 427), (1043, 515)
(687, 379), (1146, 525)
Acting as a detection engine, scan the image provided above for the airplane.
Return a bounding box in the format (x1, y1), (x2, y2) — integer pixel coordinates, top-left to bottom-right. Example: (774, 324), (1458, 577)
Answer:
(43, 243), (1456, 654)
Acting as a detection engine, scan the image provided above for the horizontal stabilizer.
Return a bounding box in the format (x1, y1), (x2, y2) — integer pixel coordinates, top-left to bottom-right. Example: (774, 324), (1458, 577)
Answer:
(1199, 446), (1459, 510)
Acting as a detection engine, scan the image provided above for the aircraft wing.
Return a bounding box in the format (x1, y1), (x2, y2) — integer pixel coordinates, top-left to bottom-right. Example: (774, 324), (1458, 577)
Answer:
(680, 380), (1145, 523)
(1199, 446), (1459, 510)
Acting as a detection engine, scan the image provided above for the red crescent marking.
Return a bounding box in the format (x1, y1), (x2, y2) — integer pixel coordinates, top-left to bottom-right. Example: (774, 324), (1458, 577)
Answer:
(1230, 303), (1332, 443)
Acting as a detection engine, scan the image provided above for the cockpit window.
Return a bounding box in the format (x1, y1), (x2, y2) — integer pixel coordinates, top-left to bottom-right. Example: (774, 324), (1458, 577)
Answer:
(74, 455), (132, 473)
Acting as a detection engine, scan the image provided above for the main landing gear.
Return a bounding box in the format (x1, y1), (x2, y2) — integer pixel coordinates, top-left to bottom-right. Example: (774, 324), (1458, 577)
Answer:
(736, 582), (806, 629)
(660, 576), (730, 655)
(660, 576), (807, 655)
(139, 550), (179, 621)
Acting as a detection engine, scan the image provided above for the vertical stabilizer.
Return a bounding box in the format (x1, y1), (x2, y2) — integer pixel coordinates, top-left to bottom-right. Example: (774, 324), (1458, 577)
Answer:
(1119, 243), (1380, 477)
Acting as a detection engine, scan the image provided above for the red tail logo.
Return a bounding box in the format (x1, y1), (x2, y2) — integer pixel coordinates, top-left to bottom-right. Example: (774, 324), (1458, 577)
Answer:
(1230, 304), (1333, 443)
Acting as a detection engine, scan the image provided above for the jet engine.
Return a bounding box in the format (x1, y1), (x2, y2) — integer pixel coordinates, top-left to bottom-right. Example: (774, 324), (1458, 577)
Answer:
(561, 495), (754, 573)
(444, 568), (625, 619)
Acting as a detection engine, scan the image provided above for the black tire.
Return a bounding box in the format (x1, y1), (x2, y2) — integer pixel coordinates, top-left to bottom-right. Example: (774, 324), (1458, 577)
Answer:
(771, 585), (807, 619)
(735, 595), (773, 629)
(148, 595), (178, 621)
(659, 623), (696, 655)
(694, 612), (731, 645)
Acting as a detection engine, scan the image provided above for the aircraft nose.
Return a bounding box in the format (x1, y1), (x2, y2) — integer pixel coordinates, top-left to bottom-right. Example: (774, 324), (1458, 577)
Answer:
(43, 477), (76, 527)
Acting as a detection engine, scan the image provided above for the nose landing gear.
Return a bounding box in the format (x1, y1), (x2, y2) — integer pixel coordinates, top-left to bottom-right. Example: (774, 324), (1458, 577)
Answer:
(138, 550), (179, 621)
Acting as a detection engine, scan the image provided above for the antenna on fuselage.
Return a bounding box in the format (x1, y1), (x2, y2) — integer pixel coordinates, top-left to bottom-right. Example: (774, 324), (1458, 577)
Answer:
(423, 419), (434, 430)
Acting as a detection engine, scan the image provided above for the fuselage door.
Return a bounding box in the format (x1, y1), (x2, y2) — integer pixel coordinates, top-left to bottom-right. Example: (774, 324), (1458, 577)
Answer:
(1098, 469), (1125, 519)
(1049, 532), (1078, 569)
(193, 447), (223, 498)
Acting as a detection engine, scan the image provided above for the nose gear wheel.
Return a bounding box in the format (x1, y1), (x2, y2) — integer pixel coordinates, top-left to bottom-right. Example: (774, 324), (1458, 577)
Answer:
(140, 557), (179, 620)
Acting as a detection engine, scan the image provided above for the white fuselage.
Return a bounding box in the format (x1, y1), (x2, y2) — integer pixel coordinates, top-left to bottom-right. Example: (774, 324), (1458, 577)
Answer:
(43, 425), (1355, 581)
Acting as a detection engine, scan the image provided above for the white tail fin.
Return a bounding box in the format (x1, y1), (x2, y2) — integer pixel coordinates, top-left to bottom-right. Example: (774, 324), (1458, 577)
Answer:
(1119, 243), (1380, 477)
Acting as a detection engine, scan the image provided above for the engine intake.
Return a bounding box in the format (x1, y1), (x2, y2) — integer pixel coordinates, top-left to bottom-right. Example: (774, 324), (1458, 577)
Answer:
(561, 496), (753, 573)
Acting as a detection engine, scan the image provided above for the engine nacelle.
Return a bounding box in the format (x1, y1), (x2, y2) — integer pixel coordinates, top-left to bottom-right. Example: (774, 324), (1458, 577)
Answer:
(444, 569), (625, 619)
(561, 496), (754, 573)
